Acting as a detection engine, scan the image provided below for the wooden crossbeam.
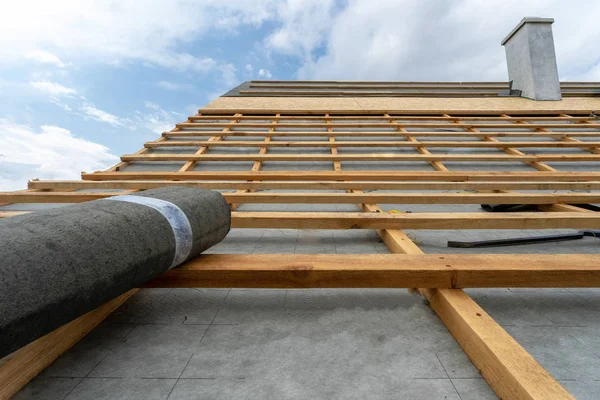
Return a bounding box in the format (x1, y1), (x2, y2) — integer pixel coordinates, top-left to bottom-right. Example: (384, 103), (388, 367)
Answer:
(163, 130), (600, 138)
(5, 191), (600, 205)
(81, 171), (600, 181)
(230, 212), (599, 230)
(239, 90), (503, 96)
(143, 254), (600, 288)
(176, 121), (600, 129)
(246, 84), (511, 90)
(199, 108), (597, 116)
(4, 211), (597, 229)
(146, 140), (600, 148)
(120, 153), (600, 162)
(26, 180), (600, 191)
(188, 115), (594, 121)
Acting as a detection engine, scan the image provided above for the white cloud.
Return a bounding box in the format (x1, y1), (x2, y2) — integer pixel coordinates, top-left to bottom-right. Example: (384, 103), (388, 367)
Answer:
(80, 105), (134, 129)
(245, 64), (254, 72)
(29, 81), (76, 97)
(24, 50), (67, 68)
(0, 1), (278, 74)
(0, 120), (118, 190)
(48, 97), (73, 112)
(258, 68), (272, 78)
(4, 0), (600, 82)
(264, 0), (337, 60)
(286, 0), (600, 81)
(136, 102), (182, 134)
(157, 81), (195, 92)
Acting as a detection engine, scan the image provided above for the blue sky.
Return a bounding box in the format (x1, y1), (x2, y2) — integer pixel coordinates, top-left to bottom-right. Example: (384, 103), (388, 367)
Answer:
(1, 0), (600, 190)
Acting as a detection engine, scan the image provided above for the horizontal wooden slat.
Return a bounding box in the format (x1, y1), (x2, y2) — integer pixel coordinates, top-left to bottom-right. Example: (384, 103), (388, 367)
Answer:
(164, 131), (600, 138)
(189, 115), (595, 121)
(146, 140), (600, 149)
(239, 90), (502, 97)
(143, 254), (600, 288)
(28, 179), (600, 191)
(176, 121), (600, 129)
(247, 84), (510, 90)
(5, 191), (600, 205)
(4, 211), (598, 229)
(198, 108), (599, 116)
(81, 171), (600, 182)
(246, 83), (598, 91)
(230, 211), (600, 230)
(121, 153), (600, 162)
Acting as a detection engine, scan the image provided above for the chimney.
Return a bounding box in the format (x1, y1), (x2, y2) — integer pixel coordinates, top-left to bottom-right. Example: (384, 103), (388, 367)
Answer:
(501, 17), (561, 101)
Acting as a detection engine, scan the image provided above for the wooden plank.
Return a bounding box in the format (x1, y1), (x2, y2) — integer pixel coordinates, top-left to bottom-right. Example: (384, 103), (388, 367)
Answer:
(189, 115), (595, 121)
(230, 211), (600, 230)
(247, 83), (510, 90)
(147, 140), (600, 148)
(239, 90), (502, 96)
(81, 170), (600, 182)
(4, 211), (597, 229)
(419, 288), (574, 399)
(0, 290), (137, 400)
(176, 121), (600, 129)
(26, 180), (600, 191)
(164, 130), (600, 138)
(200, 107), (600, 116)
(120, 153), (600, 162)
(143, 254), (600, 289)
(6, 191), (600, 205)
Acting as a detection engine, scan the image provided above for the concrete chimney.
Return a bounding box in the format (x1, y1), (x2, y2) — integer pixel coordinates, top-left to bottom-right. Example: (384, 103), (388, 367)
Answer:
(501, 17), (561, 101)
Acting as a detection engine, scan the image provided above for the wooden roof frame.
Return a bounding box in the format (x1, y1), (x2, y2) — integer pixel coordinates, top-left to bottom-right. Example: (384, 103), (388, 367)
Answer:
(3, 107), (600, 399)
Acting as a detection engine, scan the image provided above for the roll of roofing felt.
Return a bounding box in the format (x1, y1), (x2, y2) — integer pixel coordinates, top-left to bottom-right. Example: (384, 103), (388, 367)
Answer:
(0, 187), (230, 357)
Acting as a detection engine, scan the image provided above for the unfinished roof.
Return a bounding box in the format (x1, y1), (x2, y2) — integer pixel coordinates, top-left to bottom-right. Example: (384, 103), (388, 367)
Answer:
(2, 83), (600, 399)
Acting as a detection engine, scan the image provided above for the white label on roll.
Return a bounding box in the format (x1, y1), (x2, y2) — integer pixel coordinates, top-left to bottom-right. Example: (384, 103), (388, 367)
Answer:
(103, 195), (193, 269)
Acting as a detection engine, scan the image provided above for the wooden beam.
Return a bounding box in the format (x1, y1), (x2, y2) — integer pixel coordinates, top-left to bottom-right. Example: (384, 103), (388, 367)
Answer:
(120, 153), (600, 162)
(26, 179), (600, 192)
(81, 170), (600, 182)
(230, 212), (600, 230)
(164, 130), (600, 138)
(4, 211), (597, 229)
(143, 254), (600, 288)
(198, 108), (598, 116)
(0, 290), (137, 400)
(146, 140), (600, 148)
(176, 121), (600, 129)
(5, 191), (600, 205)
(188, 115), (595, 121)
(419, 288), (574, 399)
